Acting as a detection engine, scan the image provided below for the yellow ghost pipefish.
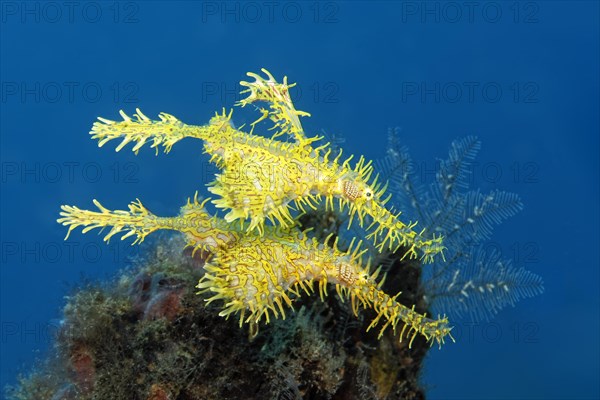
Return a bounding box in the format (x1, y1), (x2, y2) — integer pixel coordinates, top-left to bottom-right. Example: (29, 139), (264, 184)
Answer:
(88, 69), (445, 263)
(57, 194), (453, 347)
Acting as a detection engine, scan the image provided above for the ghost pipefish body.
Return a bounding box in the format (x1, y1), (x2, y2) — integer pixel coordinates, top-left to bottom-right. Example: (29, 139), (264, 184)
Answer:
(88, 69), (445, 263)
(57, 194), (453, 347)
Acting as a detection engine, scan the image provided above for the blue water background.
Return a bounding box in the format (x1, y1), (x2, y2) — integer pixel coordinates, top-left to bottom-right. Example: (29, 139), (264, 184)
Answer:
(1, 2), (598, 399)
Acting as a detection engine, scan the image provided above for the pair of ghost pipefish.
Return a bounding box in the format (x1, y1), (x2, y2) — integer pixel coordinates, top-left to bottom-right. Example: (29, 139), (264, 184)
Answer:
(57, 69), (453, 347)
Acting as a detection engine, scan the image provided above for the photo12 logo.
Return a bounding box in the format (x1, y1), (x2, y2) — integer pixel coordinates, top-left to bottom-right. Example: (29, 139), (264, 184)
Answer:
(1, 320), (62, 345)
(200, 81), (340, 104)
(400, 1), (540, 24)
(1, 161), (140, 184)
(200, 1), (340, 24)
(1, 81), (139, 104)
(400, 81), (540, 104)
(1, 2), (140, 24)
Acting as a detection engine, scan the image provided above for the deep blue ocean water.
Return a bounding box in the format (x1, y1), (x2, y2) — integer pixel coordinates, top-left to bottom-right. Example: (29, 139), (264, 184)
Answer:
(1, 1), (598, 399)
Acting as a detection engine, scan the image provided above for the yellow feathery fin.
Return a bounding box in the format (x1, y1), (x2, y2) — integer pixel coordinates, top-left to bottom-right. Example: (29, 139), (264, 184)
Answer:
(238, 68), (311, 145)
(57, 196), (235, 252)
(57, 199), (161, 244)
(91, 108), (214, 155)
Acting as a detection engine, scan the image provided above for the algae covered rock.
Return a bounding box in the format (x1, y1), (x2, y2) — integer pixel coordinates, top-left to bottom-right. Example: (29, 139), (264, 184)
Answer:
(7, 234), (431, 400)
